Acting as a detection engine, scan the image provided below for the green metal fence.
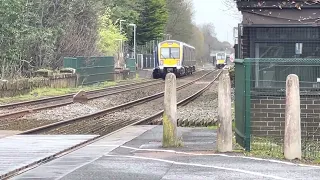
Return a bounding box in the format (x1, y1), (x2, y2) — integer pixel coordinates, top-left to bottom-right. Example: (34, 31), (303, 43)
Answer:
(235, 58), (320, 161)
(126, 58), (136, 73)
(234, 59), (251, 151)
(63, 56), (115, 85)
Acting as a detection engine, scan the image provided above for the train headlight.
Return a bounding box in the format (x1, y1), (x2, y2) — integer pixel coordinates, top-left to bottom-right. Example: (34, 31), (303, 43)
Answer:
(160, 60), (164, 66)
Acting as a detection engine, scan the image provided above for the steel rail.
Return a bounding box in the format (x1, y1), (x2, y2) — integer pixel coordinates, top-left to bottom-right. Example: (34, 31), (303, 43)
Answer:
(0, 79), (158, 109)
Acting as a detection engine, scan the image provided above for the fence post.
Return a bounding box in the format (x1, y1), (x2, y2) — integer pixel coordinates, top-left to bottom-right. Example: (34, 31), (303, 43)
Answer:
(217, 70), (233, 152)
(162, 73), (178, 147)
(284, 74), (301, 160)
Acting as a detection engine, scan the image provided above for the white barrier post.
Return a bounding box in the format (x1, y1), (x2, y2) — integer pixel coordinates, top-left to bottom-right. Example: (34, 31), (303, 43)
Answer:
(217, 71), (233, 152)
(162, 73), (178, 147)
(284, 74), (301, 160)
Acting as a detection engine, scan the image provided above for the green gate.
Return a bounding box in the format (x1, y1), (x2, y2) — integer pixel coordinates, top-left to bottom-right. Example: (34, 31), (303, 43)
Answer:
(126, 58), (136, 73)
(63, 56), (115, 85)
(234, 59), (251, 151)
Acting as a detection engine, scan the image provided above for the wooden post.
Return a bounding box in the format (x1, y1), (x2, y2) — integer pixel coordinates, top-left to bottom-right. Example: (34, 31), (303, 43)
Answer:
(162, 73), (178, 147)
(217, 70), (233, 152)
(284, 74), (301, 160)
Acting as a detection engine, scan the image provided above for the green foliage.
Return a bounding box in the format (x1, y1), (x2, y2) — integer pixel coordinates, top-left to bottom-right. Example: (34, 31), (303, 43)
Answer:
(136, 0), (168, 45)
(0, 0), (111, 78)
(1, 0), (231, 79)
(97, 9), (127, 55)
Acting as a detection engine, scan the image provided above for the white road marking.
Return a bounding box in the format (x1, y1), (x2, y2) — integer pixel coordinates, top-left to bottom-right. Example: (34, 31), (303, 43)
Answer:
(107, 145), (320, 169)
(104, 154), (291, 180)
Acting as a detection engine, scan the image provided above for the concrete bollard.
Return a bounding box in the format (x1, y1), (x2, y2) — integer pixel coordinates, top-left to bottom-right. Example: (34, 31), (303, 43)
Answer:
(217, 70), (233, 152)
(284, 74), (301, 160)
(162, 73), (178, 147)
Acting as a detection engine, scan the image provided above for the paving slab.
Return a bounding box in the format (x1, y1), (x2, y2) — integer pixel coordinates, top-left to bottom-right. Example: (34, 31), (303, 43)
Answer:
(12, 126), (320, 180)
(0, 134), (98, 179)
(12, 125), (156, 180)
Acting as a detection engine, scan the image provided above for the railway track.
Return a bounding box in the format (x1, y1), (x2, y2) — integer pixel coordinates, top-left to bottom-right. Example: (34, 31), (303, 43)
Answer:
(0, 71), (210, 131)
(0, 71), (206, 120)
(2, 69), (222, 180)
(0, 80), (163, 118)
(18, 70), (217, 135)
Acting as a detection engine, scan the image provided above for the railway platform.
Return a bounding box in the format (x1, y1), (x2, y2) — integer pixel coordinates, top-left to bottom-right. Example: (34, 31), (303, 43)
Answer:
(0, 134), (98, 179)
(10, 125), (320, 180)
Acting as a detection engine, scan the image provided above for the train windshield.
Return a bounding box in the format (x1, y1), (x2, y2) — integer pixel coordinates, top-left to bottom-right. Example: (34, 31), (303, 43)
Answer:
(170, 48), (180, 59)
(161, 48), (170, 59)
(160, 48), (180, 59)
(216, 53), (226, 60)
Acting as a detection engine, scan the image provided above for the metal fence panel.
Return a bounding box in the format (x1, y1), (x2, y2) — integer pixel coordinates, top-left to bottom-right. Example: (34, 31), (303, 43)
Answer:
(235, 59), (246, 149)
(142, 54), (154, 69)
(63, 56), (115, 85)
(240, 58), (320, 160)
(63, 57), (78, 69)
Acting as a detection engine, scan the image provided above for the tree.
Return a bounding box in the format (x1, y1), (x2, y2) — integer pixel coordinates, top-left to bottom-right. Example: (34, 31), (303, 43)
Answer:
(97, 8), (127, 56)
(165, 0), (194, 43)
(200, 23), (217, 62)
(189, 25), (204, 63)
(135, 0), (168, 45)
(222, 0), (242, 21)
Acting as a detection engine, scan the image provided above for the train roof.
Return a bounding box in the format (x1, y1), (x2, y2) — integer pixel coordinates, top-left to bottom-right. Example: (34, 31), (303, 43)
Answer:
(159, 40), (195, 49)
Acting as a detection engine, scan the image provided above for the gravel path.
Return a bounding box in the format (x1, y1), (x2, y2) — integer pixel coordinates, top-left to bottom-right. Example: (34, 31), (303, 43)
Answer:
(42, 70), (220, 135)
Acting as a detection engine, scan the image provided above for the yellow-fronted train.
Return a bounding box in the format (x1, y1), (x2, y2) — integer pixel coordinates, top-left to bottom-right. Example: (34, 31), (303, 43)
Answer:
(153, 40), (196, 79)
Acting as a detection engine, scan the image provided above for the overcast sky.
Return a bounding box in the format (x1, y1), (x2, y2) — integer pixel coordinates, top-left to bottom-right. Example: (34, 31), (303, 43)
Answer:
(192, 0), (241, 45)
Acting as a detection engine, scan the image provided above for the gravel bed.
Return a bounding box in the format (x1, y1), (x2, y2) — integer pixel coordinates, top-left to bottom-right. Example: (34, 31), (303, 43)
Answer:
(0, 103), (101, 131)
(177, 82), (219, 127)
(175, 74), (235, 127)
(42, 70), (220, 135)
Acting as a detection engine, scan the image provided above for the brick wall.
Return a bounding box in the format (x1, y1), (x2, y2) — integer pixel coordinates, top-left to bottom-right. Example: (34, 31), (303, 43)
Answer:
(251, 95), (320, 139)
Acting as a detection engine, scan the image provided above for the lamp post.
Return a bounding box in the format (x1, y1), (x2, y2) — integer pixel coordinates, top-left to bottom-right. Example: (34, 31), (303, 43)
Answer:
(120, 20), (126, 34)
(129, 23), (136, 60)
(167, 34), (172, 40)
(119, 20), (126, 53)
